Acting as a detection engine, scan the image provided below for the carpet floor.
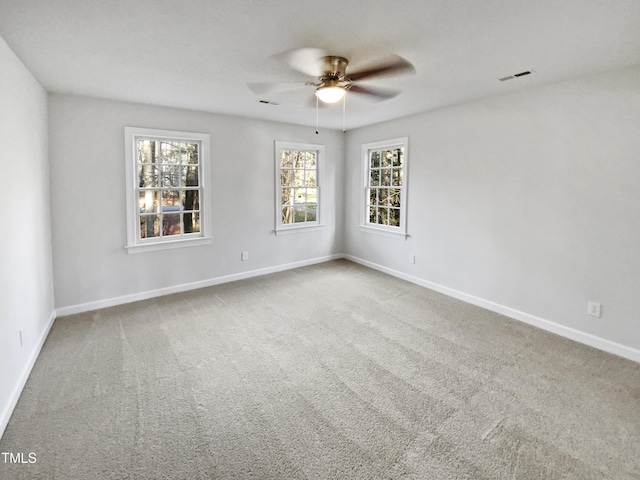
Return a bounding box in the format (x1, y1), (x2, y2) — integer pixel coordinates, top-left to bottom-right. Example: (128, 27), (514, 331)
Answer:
(1, 259), (639, 479)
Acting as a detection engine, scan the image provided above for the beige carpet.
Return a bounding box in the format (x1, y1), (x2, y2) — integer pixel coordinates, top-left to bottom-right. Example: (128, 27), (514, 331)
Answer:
(1, 259), (639, 479)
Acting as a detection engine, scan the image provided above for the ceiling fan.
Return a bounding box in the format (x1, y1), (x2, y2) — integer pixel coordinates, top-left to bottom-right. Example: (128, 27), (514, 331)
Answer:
(249, 47), (416, 105)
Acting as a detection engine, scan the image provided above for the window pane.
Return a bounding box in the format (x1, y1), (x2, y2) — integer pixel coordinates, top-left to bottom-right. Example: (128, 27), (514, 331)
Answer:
(282, 206), (293, 224)
(389, 189), (401, 208)
(306, 169), (317, 186)
(368, 188), (377, 206)
(390, 208), (401, 227)
(280, 169), (293, 187)
(161, 165), (180, 187)
(392, 169), (402, 187)
(382, 150), (393, 167)
(379, 188), (388, 206)
(162, 213), (181, 236)
(369, 188), (378, 206)
(183, 212), (200, 233)
(303, 152), (316, 169)
(370, 151), (380, 169)
(162, 190), (180, 208)
(293, 206), (307, 223)
(281, 150), (293, 168)
(380, 190), (387, 207)
(306, 205), (317, 222)
(282, 188), (293, 206)
(381, 169), (391, 187)
(140, 214), (160, 238)
(369, 169), (380, 187)
(294, 151), (311, 169)
(182, 165), (199, 187)
(369, 206), (377, 223)
(137, 140), (155, 164)
(306, 187), (317, 205)
(294, 169), (305, 187)
(139, 191), (160, 213)
(182, 190), (199, 210)
(378, 207), (389, 225)
(293, 188), (307, 204)
(158, 144), (182, 164)
(186, 145), (199, 165)
(138, 165), (159, 187)
(393, 148), (403, 167)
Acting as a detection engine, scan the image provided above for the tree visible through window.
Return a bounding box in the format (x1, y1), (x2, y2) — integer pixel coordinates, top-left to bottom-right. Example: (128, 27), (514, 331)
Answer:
(367, 148), (403, 226)
(124, 127), (211, 253)
(280, 149), (317, 224)
(362, 137), (408, 237)
(137, 139), (201, 238)
(275, 141), (324, 234)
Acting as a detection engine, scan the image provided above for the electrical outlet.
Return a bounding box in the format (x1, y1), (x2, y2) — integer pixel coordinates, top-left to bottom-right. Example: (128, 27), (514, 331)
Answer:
(409, 254), (416, 264)
(587, 301), (601, 318)
(241, 251), (249, 261)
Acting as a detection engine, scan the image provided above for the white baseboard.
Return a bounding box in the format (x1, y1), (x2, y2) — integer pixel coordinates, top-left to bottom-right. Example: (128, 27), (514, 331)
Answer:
(56, 254), (344, 317)
(55, 252), (640, 364)
(0, 310), (56, 440)
(344, 255), (640, 364)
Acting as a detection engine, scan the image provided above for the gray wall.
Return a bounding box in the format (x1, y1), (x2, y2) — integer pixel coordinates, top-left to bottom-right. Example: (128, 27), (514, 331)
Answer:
(48, 95), (345, 311)
(344, 65), (640, 354)
(0, 38), (55, 435)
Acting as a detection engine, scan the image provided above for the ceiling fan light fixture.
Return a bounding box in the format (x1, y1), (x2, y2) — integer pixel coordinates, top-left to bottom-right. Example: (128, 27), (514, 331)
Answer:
(315, 86), (346, 103)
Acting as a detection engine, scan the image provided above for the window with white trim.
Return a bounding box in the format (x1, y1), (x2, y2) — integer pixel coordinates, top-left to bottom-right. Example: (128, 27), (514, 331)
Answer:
(361, 137), (408, 238)
(274, 141), (325, 235)
(124, 127), (212, 253)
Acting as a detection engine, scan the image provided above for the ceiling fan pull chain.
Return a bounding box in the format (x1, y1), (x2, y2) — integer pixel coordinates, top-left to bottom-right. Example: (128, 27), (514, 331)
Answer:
(343, 94), (346, 133)
(316, 95), (319, 134)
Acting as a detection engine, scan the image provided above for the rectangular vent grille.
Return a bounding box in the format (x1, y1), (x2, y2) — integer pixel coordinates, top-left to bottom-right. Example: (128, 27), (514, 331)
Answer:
(499, 70), (533, 82)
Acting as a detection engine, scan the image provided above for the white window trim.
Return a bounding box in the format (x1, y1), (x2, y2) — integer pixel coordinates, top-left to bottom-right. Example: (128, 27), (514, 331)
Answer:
(124, 127), (213, 254)
(360, 137), (409, 240)
(274, 141), (326, 235)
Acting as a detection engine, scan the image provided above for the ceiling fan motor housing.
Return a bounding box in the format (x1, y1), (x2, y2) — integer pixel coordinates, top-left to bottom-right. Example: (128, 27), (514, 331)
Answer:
(323, 56), (349, 81)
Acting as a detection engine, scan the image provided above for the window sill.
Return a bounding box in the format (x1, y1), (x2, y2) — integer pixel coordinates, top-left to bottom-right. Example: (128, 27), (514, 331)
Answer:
(275, 224), (326, 236)
(125, 236), (213, 254)
(359, 225), (408, 240)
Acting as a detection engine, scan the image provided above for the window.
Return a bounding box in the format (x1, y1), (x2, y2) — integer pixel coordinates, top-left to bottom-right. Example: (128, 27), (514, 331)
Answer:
(274, 141), (325, 235)
(124, 127), (212, 253)
(361, 137), (409, 238)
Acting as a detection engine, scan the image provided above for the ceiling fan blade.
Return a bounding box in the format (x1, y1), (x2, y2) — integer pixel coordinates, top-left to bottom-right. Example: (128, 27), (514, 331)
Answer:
(346, 55), (415, 82)
(247, 81), (309, 95)
(348, 84), (400, 101)
(275, 47), (327, 77)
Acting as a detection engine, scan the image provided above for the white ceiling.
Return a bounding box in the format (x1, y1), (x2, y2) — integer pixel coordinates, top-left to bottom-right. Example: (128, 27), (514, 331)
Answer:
(1, 0), (639, 130)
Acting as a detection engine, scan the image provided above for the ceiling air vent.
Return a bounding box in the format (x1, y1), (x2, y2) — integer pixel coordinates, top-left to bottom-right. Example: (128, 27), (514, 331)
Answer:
(499, 70), (533, 82)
